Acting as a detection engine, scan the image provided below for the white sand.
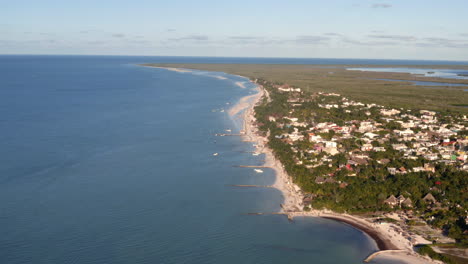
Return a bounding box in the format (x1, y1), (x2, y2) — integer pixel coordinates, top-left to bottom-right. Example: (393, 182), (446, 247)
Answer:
(228, 93), (259, 117)
(153, 67), (192, 73)
(371, 251), (444, 264)
(233, 86), (309, 212)
(235, 81), (247, 89)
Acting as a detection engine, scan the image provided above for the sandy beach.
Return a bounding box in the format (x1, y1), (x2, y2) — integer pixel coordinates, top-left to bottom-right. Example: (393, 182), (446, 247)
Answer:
(235, 81), (247, 89)
(232, 80), (441, 264)
(152, 67), (193, 73)
(213, 75), (228, 80)
(228, 93), (259, 116)
(371, 250), (443, 264)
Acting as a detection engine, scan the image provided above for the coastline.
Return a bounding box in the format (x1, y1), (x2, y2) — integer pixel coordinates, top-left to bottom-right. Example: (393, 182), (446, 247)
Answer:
(149, 66), (193, 73)
(147, 66), (441, 264)
(234, 79), (441, 264)
(237, 85), (304, 213)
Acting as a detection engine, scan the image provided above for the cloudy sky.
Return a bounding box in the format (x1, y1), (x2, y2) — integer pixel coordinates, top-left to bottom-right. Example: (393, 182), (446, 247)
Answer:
(1, 0), (468, 60)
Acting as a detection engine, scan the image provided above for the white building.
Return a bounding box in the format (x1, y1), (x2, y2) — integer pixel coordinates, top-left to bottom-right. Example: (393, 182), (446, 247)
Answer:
(381, 109), (401, 116)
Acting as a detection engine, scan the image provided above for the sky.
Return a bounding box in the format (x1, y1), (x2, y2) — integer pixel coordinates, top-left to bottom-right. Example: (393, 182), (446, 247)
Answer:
(1, 0), (468, 60)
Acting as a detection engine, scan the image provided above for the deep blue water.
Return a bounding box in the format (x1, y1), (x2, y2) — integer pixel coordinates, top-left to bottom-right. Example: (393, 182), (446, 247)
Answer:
(0, 55), (437, 264)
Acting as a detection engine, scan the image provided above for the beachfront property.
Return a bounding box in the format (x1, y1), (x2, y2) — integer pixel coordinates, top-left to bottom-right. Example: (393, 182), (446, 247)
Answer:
(251, 77), (467, 255)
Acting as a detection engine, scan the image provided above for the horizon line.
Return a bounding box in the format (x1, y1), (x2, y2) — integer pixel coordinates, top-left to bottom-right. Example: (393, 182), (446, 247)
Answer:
(1, 53), (468, 63)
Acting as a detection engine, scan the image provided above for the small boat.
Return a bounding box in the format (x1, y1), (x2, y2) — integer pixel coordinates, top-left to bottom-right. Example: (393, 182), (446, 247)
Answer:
(220, 109), (225, 112)
(254, 169), (263, 173)
(252, 152), (261, 156)
(213, 153), (219, 156)
(225, 129), (232, 132)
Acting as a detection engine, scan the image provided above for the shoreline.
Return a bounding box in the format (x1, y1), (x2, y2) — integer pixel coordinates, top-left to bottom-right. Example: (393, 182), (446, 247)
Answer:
(149, 66), (193, 73)
(147, 66), (441, 264)
(322, 216), (397, 251)
(237, 85), (305, 213)
(234, 79), (441, 264)
(236, 82), (397, 250)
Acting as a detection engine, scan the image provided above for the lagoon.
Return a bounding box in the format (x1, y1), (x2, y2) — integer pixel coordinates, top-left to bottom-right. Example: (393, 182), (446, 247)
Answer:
(348, 67), (468, 80)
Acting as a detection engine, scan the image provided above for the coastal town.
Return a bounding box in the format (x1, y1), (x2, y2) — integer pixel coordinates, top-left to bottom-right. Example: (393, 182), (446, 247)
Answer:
(246, 78), (468, 263)
(147, 65), (468, 263)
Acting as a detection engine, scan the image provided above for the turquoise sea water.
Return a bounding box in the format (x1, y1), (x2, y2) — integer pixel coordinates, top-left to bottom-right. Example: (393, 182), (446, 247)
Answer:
(0, 55), (449, 263)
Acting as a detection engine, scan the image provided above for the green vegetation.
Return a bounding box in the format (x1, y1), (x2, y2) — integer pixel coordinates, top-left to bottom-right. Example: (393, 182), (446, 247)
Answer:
(406, 219), (426, 226)
(416, 245), (457, 264)
(143, 63), (468, 113)
(251, 79), (468, 243)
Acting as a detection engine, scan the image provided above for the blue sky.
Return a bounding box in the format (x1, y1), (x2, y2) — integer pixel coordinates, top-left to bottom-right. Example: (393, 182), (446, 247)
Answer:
(1, 0), (468, 60)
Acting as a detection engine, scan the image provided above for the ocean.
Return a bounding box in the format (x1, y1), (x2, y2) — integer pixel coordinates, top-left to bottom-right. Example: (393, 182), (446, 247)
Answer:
(1, 55), (456, 264)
